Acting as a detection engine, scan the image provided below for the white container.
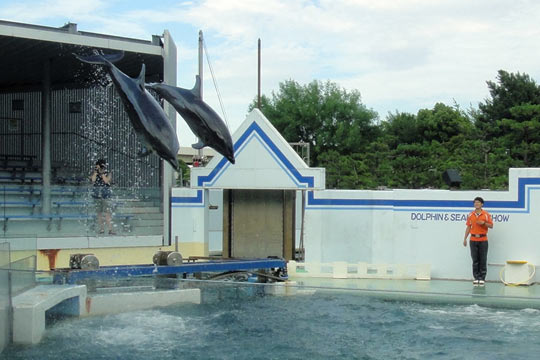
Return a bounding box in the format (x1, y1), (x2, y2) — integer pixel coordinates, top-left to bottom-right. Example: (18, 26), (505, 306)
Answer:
(503, 260), (535, 286)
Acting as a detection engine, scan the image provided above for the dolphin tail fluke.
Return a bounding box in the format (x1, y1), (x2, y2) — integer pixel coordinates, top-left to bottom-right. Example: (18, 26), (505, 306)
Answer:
(191, 75), (201, 98)
(73, 51), (124, 65)
(192, 141), (205, 150)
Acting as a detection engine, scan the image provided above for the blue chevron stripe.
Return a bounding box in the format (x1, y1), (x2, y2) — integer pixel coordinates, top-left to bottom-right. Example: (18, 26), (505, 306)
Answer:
(171, 189), (203, 207)
(307, 178), (540, 213)
(195, 121), (315, 188)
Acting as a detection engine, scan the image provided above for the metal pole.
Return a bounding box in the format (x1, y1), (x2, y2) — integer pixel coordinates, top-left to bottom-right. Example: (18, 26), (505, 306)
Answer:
(41, 59), (52, 215)
(299, 190), (306, 261)
(258, 38), (261, 109)
(7, 243), (13, 344)
(197, 30), (203, 160)
(175, 235), (179, 252)
(198, 31), (204, 99)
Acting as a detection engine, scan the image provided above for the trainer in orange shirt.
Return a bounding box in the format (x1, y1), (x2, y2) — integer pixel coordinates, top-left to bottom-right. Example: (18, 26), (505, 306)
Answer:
(463, 196), (493, 285)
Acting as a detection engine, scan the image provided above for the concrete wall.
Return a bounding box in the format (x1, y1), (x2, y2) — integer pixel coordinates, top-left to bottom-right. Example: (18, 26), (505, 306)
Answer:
(207, 189), (224, 253)
(304, 168), (540, 281)
(170, 187), (208, 257)
(0, 242), (10, 354)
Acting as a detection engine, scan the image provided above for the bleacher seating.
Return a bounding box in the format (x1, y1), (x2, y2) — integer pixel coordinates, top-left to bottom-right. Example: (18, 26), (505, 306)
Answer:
(0, 155), (162, 238)
(1, 183), (162, 238)
(0, 154), (37, 171)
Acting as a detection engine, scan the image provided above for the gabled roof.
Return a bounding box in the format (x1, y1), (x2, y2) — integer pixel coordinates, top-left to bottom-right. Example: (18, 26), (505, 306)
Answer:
(190, 109), (325, 190)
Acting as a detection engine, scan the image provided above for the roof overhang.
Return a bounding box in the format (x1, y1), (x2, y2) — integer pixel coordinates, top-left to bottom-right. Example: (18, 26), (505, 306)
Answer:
(0, 20), (164, 90)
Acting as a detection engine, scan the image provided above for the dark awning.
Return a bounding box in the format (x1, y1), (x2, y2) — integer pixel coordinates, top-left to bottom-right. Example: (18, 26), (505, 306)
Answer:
(0, 21), (164, 90)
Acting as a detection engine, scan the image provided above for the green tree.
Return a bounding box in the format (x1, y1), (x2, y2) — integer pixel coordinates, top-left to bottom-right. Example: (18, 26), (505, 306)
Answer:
(382, 112), (420, 148)
(175, 157), (190, 186)
(416, 103), (473, 143)
(250, 80), (379, 167)
(499, 103), (540, 166)
(473, 70), (540, 187)
(476, 70), (540, 139)
(378, 103), (474, 189)
(318, 150), (375, 189)
(249, 71), (540, 191)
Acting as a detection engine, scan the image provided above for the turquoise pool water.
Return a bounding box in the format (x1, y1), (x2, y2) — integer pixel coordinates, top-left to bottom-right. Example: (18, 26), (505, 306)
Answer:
(3, 285), (540, 359)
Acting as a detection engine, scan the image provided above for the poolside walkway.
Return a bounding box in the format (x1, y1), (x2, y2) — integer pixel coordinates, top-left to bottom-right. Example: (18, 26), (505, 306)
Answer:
(290, 277), (540, 309)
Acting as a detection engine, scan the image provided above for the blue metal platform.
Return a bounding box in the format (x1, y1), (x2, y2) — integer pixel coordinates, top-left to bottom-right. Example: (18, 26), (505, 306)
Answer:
(53, 258), (287, 284)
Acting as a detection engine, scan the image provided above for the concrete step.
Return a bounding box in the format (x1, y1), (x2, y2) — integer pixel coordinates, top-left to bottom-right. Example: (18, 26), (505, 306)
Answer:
(131, 219), (163, 227)
(0, 207), (39, 216)
(127, 225), (163, 236)
(126, 212), (163, 220)
(1, 218), (95, 235)
(115, 201), (159, 208)
(120, 206), (161, 214)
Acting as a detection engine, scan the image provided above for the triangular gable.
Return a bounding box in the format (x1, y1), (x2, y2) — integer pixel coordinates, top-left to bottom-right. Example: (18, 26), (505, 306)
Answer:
(190, 109), (325, 190)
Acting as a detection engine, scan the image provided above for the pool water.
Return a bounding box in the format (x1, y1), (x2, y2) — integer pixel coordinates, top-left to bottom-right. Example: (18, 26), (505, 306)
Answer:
(3, 286), (540, 359)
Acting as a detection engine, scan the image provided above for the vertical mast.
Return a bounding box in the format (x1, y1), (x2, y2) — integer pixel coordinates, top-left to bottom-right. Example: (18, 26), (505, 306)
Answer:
(198, 30), (203, 160)
(257, 38), (261, 109)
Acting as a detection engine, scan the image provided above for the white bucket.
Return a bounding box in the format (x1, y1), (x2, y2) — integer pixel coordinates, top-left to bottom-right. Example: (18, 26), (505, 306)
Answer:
(500, 260), (536, 286)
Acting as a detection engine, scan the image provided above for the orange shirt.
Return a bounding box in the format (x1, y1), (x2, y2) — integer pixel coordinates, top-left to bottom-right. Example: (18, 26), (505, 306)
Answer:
(466, 209), (493, 241)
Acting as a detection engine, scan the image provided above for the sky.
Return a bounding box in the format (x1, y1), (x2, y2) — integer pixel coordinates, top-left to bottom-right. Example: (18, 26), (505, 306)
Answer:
(2, 0), (540, 145)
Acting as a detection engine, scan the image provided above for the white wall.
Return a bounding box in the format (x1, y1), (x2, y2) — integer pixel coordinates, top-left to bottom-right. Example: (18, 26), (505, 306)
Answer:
(171, 188), (206, 247)
(172, 166), (540, 281)
(207, 190), (223, 253)
(304, 168), (540, 281)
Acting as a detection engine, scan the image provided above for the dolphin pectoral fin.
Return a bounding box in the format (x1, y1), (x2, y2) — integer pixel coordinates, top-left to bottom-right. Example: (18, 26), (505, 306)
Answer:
(191, 75), (201, 98)
(137, 147), (152, 158)
(137, 64), (146, 91)
(192, 141), (206, 150)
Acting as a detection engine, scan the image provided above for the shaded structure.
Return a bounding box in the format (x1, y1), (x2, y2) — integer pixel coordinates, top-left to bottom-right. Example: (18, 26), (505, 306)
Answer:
(0, 20), (177, 244)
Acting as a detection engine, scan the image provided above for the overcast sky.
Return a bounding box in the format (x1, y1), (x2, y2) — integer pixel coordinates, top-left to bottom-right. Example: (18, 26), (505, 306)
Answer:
(2, 0), (540, 145)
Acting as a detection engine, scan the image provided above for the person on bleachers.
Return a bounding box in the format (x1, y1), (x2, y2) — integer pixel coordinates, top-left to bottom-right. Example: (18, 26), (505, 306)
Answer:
(90, 159), (115, 235)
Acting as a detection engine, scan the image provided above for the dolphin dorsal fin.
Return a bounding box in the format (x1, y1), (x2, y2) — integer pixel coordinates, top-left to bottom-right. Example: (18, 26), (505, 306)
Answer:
(191, 75), (201, 98)
(137, 64), (146, 91)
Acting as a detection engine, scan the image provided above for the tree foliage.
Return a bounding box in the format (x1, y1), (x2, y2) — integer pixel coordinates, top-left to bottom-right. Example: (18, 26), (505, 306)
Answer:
(249, 80), (378, 166)
(251, 70), (540, 190)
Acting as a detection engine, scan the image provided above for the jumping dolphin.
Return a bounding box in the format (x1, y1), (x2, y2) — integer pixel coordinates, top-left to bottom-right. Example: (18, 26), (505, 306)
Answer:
(146, 77), (235, 164)
(74, 52), (180, 170)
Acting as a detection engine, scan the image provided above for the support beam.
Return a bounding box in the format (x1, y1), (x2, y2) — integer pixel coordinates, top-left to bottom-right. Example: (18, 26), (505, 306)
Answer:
(162, 30), (178, 245)
(41, 59), (51, 215)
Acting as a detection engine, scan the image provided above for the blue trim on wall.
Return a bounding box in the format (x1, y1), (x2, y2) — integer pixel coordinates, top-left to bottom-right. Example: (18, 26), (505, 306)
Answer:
(195, 121), (315, 188)
(171, 189), (203, 205)
(307, 177), (540, 212)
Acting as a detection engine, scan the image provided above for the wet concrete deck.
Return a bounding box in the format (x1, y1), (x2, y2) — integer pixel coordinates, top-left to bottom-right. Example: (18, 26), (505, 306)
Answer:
(290, 277), (540, 309)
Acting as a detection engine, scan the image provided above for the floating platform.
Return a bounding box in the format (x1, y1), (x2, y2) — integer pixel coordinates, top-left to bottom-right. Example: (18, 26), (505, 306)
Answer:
(52, 258), (288, 285)
(12, 285), (86, 344)
(11, 284), (201, 345)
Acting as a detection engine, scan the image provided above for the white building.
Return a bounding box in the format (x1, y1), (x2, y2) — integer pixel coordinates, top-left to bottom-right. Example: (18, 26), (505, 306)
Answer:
(172, 109), (540, 282)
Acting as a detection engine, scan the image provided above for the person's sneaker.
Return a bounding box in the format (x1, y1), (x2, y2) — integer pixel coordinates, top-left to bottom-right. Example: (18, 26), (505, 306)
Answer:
(478, 280), (485, 286)
(473, 280), (479, 285)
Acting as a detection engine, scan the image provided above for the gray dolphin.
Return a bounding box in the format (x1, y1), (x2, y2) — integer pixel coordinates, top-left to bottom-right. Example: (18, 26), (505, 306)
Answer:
(74, 52), (180, 170)
(146, 77), (235, 164)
